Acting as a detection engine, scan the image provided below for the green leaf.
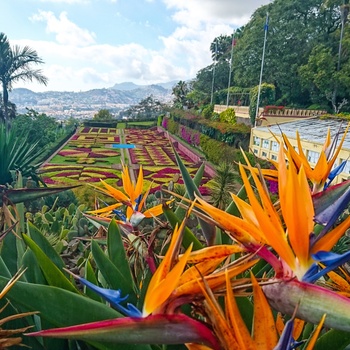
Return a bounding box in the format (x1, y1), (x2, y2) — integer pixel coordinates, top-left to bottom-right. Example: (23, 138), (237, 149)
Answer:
(26, 314), (220, 349)
(0, 185), (80, 206)
(175, 162), (205, 219)
(22, 234), (77, 293)
(27, 221), (66, 270)
(84, 259), (102, 303)
(163, 205), (203, 251)
(314, 329), (350, 350)
(236, 296), (253, 333)
(172, 147), (216, 245)
(0, 277), (121, 325)
(172, 146), (201, 200)
(21, 248), (46, 284)
(91, 239), (136, 303)
(0, 231), (19, 275)
(0, 256), (11, 278)
(0, 277), (147, 350)
(107, 220), (134, 291)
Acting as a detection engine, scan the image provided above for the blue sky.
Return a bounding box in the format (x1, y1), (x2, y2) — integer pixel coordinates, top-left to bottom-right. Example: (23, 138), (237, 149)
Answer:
(1, 0), (271, 92)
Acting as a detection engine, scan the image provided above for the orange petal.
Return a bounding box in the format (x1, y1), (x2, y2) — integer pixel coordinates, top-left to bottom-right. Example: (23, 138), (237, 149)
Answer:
(311, 215), (350, 254)
(134, 166), (144, 200)
(185, 245), (245, 264)
(195, 197), (261, 245)
(225, 270), (255, 350)
(143, 243), (193, 316)
(251, 274), (278, 349)
(98, 179), (130, 204)
(174, 259), (258, 298)
(305, 314), (326, 350)
(86, 203), (123, 215)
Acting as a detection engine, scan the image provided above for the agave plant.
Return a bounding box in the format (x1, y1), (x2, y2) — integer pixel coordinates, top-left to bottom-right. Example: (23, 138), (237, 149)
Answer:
(0, 122), (44, 186)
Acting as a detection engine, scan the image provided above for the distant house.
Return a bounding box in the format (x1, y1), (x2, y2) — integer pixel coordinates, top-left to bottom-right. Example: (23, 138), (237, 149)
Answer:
(250, 117), (350, 184)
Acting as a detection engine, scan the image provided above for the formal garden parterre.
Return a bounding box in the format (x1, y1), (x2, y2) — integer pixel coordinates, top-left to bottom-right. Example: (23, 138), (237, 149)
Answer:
(40, 126), (212, 194)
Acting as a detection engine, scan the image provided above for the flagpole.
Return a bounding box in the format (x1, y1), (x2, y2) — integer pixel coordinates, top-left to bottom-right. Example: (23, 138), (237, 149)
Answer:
(210, 40), (218, 105)
(255, 12), (269, 127)
(226, 30), (235, 107)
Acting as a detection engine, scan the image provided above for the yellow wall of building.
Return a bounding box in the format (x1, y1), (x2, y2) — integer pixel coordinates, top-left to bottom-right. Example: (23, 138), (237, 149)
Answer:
(249, 128), (350, 184)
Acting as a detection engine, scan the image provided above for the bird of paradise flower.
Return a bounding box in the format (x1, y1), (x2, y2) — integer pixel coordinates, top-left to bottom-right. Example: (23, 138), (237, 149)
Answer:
(26, 207), (258, 348)
(86, 165), (171, 229)
(194, 139), (350, 330)
(257, 124), (349, 193)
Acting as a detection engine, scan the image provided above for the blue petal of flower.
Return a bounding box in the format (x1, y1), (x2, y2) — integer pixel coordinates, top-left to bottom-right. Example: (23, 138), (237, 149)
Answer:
(273, 317), (294, 350)
(76, 276), (142, 317)
(324, 161), (347, 190)
(112, 209), (127, 222)
(314, 184), (350, 239)
(135, 194), (142, 211)
(303, 250), (350, 283)
(302, 263), (319, 283)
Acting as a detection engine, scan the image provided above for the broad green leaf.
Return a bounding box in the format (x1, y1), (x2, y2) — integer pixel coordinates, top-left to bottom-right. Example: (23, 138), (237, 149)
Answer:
(0, 256), (11, 278)
(107, 220), (134, 290)
(314, 329), (350, 350)
(21, 248), (46, 284)
(0, 277), (121, 325)
(0, 231), (19, 275)
(27, 221), (66, 270)
(236, 296), (254, 334)
(22, 234), (77, 293)
(91, 239), (136, 303)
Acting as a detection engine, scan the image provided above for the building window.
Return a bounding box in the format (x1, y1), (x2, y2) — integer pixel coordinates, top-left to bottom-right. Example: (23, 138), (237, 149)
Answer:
(271, 154), (277, 161)
(253, 136), (261, 146)
(307, 150), (320, 164)
(271, 141), (279, 152)
(253, 149), (258, 154)
(344, 160), (350, 174)
(262, 151), (267, 157)
(262, 139), (270, 149)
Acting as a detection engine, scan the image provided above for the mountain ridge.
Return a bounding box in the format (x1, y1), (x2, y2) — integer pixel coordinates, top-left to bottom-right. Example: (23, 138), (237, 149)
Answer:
(9, 82), (175, 120)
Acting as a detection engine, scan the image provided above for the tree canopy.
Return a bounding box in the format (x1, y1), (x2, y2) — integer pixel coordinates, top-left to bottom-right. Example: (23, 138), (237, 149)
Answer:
(93, 109), (114, 120)
(125, 95), (164, 119)
(187, 0), (350, 112)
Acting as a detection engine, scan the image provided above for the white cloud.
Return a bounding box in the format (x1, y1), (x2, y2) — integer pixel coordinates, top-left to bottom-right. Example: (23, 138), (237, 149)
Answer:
(39, 0), (90, 3)
(30, 10), (96, 46)
(14, 1), (271, 91)
(163, 0), (271, 27)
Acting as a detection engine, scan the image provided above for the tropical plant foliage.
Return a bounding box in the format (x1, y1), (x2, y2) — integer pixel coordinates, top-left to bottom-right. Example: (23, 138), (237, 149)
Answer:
(0, 127), (350, 350)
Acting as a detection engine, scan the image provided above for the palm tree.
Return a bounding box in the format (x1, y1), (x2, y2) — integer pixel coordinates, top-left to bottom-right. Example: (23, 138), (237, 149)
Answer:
(172, 80), (189, 108)
(209, 162), (239, 210)
(0, 32), (48, 125)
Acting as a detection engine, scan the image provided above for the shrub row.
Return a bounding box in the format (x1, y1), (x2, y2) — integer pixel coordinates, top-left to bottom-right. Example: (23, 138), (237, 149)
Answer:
(169, 109), (250, 149)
